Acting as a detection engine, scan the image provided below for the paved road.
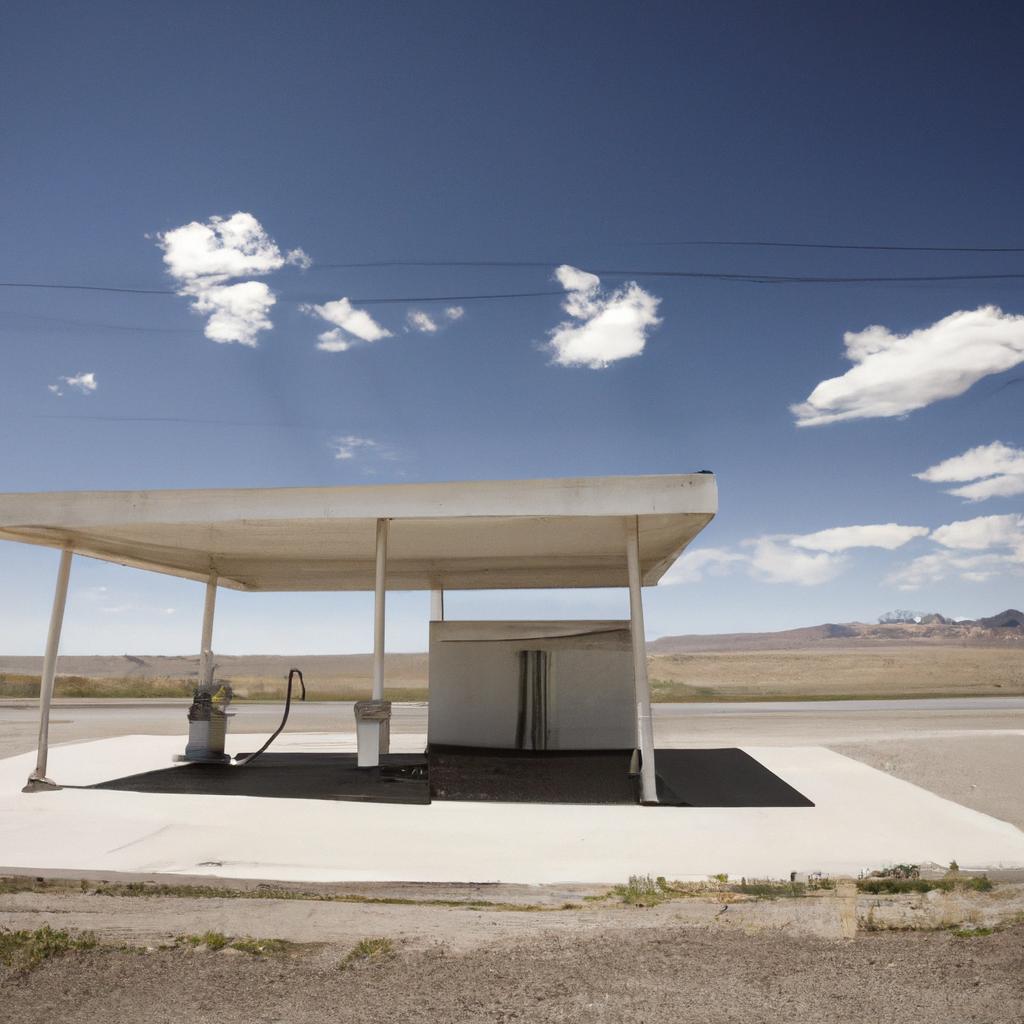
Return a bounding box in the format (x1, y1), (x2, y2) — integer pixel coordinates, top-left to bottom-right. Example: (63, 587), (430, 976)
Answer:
(1, 696), (1021, 758)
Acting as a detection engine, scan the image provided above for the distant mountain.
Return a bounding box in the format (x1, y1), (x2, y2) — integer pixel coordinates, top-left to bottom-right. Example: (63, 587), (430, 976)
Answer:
(977, 609), (1024, 629)
(649, 609), (1023, 653)
(878, 609), (948, 625)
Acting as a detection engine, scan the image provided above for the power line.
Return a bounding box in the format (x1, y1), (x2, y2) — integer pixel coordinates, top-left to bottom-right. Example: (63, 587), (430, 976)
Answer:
(4, 265), (1024, 304)
(631, 240), (1024, 253)
(320, 261), (1024, 285)
(346, 290), (562, 304)
(0, 282), (175, 295)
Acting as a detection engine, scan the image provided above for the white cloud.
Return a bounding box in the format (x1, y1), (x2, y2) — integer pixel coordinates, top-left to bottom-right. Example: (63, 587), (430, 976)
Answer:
(886, 513), (1024, 589)
(304, 298), (392, 351)
(885, 551), (1011, 590)
(747, 538), (847, 586)
(791, 306), (1024, 427)
(930, 513), (1024, 551)
(156, 211), (308, 283)
(915, 441), (1024, 502)
(190, 281), (275, 347)
(546, 265), (661, 369)
(155, 211), (308, 346)
(407, 310), (439, 333)
(661, 547), (746, 584)
(790, 523), (929, 553)
(406, 306), (464, 334)
(664, 522), (929, 587)
(330, 435), (397, 461)
(48, 371), (97, 396)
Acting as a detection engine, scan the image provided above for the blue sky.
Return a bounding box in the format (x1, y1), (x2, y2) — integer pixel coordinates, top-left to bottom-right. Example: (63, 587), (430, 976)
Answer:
(2, 0), (1023, 654)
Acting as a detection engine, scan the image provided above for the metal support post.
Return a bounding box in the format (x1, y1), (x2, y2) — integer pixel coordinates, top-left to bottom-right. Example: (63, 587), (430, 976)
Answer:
(372, 519), (389, 701)
(625, 517), (658, 804)
(357, 518), (392, 767)
(23, 548), (74, 792)
(198, 572), (218, 693)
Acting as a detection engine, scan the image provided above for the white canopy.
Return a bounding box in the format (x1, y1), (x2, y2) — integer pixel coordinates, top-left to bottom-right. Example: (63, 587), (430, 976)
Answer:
(0, 473), (717, 592)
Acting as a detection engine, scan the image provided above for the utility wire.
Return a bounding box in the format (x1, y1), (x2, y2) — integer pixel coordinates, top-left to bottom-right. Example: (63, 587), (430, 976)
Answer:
(5, 265), (1024, 301)
(631, 240), (1024, 253)
(320, 262), (1024, 285)
(0, 282), (175, 295)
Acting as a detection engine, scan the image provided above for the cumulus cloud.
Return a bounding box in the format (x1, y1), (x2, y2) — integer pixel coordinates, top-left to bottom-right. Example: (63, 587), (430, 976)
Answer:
(746, 538), (848, 586)
(155, 211), (308, 346)
(790, 523), (929, 552)
(48, 371), (97, 396)
(190, 281), (275, 347)
(330, 435), (396, 461)
(663, 523), (926, 587)
(886, 512), (1024, 589)
(885, 551), (1010, 590)
(791, 306), (1024, 427)
(915, 441), (1024, 502)
(661, 547), (747, 584)
(930, 513), (1024, 551)
(405, 306), (465, 335)
(157, 211), (309, 282)
(546, 265), (661, 369)
(407, 310), (439, 333)
(304, 298), (392, 352)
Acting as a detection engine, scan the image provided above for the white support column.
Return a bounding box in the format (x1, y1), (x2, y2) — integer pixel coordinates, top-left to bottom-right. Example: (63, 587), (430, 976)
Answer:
(625, 516), (658, 804)
(24, 548), (74, 792)
(430, 588), (444, 622)
(372, 518), (389, 701)
(198, 572), (218, 693)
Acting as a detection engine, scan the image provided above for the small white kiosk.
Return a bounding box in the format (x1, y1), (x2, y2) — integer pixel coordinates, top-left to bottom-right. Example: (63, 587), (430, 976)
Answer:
(0, 472), (717, 804)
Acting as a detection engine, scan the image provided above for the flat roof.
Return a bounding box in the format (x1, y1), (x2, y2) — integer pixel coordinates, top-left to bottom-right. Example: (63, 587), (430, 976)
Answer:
(0, 473), (717, 591)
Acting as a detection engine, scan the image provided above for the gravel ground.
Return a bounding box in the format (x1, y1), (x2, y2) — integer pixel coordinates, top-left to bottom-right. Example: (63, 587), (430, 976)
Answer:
(2, 925), (1023, 1024)
(3, 881), (1024, 1023)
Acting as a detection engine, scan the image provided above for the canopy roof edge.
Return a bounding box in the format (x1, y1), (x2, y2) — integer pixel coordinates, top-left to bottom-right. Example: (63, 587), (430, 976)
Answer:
(0, 473), (717, 591)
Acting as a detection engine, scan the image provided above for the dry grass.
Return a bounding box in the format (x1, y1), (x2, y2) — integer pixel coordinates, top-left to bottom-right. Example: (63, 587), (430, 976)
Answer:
(3, 644), (1022, 702)
(0, 672), (427, 702)
(648, 647), (1024, 701)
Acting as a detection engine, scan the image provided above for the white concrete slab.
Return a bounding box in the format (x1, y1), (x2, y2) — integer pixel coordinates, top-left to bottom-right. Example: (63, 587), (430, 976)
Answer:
(1, 733), (1022, 884)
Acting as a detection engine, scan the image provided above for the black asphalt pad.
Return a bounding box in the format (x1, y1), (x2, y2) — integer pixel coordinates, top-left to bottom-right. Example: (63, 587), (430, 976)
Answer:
(88, 753), (430, 805)
(654, 748), (814, 807)
(87, 747), (811, 809)
(428, 746), (639, 804)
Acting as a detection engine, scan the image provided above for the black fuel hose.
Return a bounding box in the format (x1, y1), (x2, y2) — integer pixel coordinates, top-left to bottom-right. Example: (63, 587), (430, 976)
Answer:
(233, 668), (305, 766)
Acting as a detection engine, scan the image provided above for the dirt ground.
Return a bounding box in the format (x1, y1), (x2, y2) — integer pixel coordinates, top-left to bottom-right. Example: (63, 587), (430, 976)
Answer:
(2, 880), (1023, 1024)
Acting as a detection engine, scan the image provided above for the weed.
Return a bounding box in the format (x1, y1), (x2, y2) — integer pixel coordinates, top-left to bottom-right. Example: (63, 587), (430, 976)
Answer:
(613, 875), (670, 907)
(951, 926), (993, 938)
(730, 881), (806, 899)
(339, 937), (395, 970)
(857, 875), (992, 896)
(177, 931), (230, 951)
(0, 926), (97, 973)
(226, 937), (294, 956)
(965, 876), (994, 892)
